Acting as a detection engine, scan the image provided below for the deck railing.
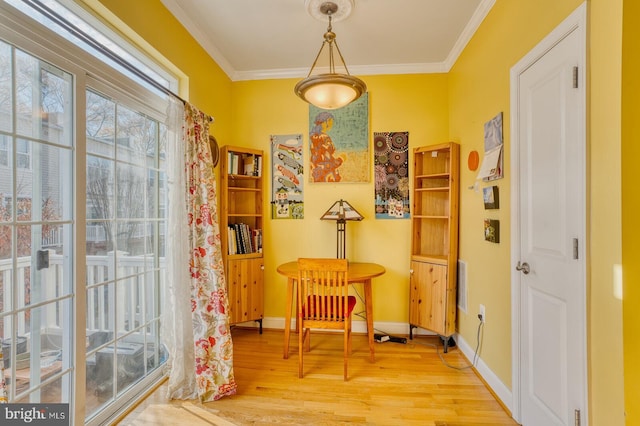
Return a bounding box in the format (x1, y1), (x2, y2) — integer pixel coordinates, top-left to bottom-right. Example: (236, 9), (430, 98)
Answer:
(1, 252), (165, 341)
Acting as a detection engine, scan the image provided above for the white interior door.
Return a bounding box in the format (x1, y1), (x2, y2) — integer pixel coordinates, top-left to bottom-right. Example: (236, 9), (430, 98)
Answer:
(510, 4), (587, 425)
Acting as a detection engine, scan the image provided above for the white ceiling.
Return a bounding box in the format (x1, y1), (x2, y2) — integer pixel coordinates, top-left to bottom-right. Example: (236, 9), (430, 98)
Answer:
(161, 0), (494, 81)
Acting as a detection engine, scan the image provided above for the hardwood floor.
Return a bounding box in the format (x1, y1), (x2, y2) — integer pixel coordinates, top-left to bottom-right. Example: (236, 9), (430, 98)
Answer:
(116, 328), (518, 425)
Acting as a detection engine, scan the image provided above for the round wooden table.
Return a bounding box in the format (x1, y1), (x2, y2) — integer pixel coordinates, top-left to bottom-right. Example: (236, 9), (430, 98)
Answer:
(277, 261), (386, 362)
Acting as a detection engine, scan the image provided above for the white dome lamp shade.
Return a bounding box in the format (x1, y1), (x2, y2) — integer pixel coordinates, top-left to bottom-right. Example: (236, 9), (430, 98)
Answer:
(295, 1), (366, 110)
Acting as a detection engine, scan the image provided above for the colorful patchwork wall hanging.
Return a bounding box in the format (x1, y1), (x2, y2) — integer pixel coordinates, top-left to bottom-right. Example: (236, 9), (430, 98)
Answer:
(374, 131), (410, 219)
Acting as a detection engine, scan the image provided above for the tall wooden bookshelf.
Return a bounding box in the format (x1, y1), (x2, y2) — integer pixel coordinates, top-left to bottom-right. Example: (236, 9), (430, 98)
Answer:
(409, 142), (460, 351)
(220, 145), (264, 332)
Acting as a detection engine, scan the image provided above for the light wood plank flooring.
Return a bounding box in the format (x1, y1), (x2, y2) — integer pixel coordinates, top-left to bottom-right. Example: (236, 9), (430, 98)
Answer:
(116, 328), (518, 425)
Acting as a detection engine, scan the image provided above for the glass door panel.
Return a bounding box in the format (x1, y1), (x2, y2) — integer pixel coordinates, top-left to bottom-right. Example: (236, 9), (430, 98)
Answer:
(0, 42), (74, 407)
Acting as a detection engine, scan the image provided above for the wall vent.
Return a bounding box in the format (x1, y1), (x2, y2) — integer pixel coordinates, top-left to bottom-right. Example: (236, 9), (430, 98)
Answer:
(457, 259), (468, 313)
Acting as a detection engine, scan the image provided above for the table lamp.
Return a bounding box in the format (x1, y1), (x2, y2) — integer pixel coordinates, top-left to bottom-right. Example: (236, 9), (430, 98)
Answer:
(320, 199), (364, 259)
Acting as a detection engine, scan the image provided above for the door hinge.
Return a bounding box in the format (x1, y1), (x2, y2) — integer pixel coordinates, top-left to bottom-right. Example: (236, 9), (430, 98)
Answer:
(575, 409), (581, 426)
(572, 66), (579, 88)
(573, 238), (579, 260)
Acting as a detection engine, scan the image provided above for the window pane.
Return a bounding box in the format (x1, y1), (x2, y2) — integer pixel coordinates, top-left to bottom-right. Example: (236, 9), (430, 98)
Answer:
(145, 321), (166, 375)
(0, 40), (12, 133)
(146, 170), (158, 221)
(158, 171), (167, 220)
(0, 136), (12, 218)
(15, 50), (72, 146)
(0, 225), (12, 314)
(144, 268), (158, 323)
(86, 155), (115, 220)
(14, 372), (72, 404)
(116, 163), (145, 220)
(16, 138), (30, 169)
(116, 105), (156, 166)
(87, 90), (115, 158)
(86, 220), (111, 255)
(0, 135), (9, 167)
(10, 300), (72, 403)
(115, 220), (145, 255)
(14, 140), (72, 222)
(85, 282), (114, 336)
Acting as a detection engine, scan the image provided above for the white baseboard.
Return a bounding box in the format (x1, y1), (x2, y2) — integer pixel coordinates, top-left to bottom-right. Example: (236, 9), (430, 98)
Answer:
(455, 331), (513, 413)
(236, 317), (438, 337)
(233, 316), (512, 413)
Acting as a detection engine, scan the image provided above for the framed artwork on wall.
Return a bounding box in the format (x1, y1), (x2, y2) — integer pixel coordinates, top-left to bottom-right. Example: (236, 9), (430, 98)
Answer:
(373, 131), (410, 219)
(483, 185), (499, 209)
(308, 93), (369, 183)
(484, 219), (500, 243)
(270, 134), (304, 219)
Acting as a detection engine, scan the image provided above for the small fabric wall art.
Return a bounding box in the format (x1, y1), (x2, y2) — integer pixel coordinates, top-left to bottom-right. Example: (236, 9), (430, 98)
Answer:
(374, 131), (410, 219)
(308, 93), (369, 183)
(271, 134), (304, 219)
(477, 112), (504, 181)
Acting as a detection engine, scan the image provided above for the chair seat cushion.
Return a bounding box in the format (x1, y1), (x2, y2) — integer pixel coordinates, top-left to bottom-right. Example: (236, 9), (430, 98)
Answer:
(303, 295), (356, 319)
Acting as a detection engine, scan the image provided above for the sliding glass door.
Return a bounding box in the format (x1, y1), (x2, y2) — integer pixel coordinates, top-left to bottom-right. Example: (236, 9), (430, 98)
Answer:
(0, 2), (170, 422)
(84, 87), (167, 421)
(0, 40), (74, 406)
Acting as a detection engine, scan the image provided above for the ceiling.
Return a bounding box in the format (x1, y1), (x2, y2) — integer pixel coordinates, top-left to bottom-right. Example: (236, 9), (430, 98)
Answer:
(160, 0), (494, 81)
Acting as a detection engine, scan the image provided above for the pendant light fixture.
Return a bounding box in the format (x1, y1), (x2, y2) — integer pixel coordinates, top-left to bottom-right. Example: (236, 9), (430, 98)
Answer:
(295, 0), (366, 110)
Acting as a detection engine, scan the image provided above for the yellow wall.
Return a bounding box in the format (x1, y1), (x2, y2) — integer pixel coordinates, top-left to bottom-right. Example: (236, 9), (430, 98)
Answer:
(589, 1), (624, 424)
(622, 0), (640, 423)
(89, 0), (234, 143)
(449, 0), (625, 423)
(94, 0), (628, 424)
(449, 0), (584, 388)
(230, 75), (449, 320)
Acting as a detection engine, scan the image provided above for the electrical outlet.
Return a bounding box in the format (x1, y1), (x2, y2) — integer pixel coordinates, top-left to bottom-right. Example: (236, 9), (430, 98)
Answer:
(479, 304), (486, 323)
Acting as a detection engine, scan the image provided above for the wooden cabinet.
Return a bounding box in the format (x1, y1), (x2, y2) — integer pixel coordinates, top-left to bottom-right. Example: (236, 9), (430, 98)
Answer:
(409, 142), (459, 350)
(220, 145), (264, 332)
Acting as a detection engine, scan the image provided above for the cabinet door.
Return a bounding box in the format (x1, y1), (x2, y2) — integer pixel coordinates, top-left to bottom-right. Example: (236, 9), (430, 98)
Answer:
(227, 257), (264, 324)
(409, 261), (447, 335)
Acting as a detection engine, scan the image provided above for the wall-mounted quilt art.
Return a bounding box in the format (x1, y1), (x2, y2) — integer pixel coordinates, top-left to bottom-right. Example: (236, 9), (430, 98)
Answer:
(271, 134), (304, 219)
(308, 93), (369, 183)
(374, 131), (410, 219)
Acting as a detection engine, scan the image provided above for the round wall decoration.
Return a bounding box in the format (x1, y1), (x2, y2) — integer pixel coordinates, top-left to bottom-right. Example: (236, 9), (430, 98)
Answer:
(209, 135), (219, 167)
(468, 150), (479, 171)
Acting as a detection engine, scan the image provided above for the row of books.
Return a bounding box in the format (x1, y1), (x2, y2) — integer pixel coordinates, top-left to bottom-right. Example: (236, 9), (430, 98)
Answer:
(227, 223), (262, 255)
(227, 152), (262, 176)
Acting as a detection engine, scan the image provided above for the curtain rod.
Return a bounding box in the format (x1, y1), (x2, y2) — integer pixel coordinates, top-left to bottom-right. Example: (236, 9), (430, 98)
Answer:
(24, 0), (208, 117)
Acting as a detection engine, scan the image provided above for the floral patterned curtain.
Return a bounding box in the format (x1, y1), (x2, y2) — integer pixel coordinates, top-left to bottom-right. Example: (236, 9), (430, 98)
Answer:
(183, 102), (236, 401)
(165, 98), (236, 401)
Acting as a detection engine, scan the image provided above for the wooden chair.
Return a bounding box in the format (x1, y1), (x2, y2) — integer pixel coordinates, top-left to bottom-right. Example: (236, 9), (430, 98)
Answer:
(297, 257), (355, 380)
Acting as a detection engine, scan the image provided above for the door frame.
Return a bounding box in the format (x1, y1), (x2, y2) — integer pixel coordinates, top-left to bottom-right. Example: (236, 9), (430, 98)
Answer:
(509, 2), (588, 423)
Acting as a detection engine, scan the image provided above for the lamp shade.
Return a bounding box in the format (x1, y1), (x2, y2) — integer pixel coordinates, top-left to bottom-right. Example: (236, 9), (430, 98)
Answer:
(320, 199), (364, 221)
(295, 74), (366, 110)
(295, 1), (366, 110)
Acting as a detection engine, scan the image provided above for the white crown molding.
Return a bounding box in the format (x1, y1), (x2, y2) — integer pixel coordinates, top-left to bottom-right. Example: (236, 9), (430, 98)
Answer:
(163, 0), (495, 81)
(443, 0), (496, 71)
(160, 0), (235, 78)
(232, 62), (450, 82)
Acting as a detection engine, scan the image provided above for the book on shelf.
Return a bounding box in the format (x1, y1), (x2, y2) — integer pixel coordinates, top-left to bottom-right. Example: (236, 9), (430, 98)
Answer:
(226, 151), (262, 176)
(227, 152), (244, 175)
(242, 154), (254, 176)
(227, 225), (237, 255)
(252, 228), (263, 253)
(255, 155), (262, 177)
(227, 223), (262, 254)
